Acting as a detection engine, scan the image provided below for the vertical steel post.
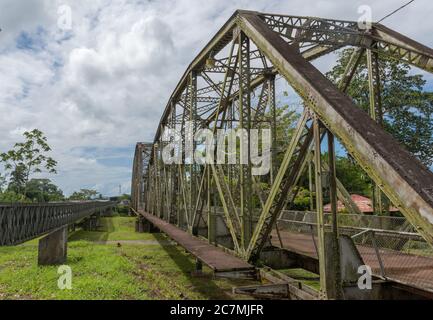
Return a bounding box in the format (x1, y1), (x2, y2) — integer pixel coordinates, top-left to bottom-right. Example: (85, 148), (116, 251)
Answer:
(308, 153), (314, 211)
(269, 75), (277, 185)
(327, 130), (343, 299)
(187, 71), (197, 233)
(179, 96), (188, 229)
(367, 48), (383, 215)
(238, 31), (253, 251)
(313, 116), (327, 299)
(156, 144), (161, 217)
(207, 167), (216, 244)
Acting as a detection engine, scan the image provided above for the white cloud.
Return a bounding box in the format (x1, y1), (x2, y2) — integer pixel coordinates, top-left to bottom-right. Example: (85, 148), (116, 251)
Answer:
(0, 0), (432, 195)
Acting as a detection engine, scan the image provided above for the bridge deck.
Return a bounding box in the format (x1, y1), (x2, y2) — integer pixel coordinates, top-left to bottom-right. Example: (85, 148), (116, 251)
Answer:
(138, 211), (254, 272)
(271, 230), (433, 293)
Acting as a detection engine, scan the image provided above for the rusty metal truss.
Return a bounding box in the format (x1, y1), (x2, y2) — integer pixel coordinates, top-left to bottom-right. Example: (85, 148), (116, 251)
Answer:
(131, 10), (433, 298)
(0, 201), (116, 246)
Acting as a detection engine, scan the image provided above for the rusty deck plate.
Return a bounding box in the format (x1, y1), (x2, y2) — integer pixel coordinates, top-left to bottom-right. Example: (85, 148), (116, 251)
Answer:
(139, 211), (253, 272)
(271, 230), (433, 293)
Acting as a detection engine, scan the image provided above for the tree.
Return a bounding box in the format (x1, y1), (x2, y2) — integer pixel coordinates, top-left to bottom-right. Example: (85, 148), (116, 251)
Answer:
(0, 190), (25, 203)
(7, 164), (27, 194)
(0, 129), (58, 198)
(69, 189), (98, 200)
(0, 173), (6, 192)
(292, 187), (312, 210)
(335, 156), (371, 196)
(292, 153), (371, 211)
(327, 49), (433, 166)
(25, 179), (64, 202)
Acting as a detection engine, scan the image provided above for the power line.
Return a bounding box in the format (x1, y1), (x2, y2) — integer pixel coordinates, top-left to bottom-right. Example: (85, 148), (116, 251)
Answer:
(377, 0), (415, 23)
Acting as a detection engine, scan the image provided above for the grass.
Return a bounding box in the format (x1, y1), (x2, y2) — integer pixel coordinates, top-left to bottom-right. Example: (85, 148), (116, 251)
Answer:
(68, 217), (159, 242)
(0, 217), (257, 300)
(278, 268), (320, 291)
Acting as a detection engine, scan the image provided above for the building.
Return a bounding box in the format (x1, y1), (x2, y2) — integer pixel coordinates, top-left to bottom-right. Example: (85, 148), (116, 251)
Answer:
(323, 194), (399, 214)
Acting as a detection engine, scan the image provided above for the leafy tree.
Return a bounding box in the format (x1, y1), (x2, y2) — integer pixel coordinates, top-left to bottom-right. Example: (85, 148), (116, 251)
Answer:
(292, 187), (312, 210)
(7, 164), (27, 194)
(69, 189), (98, 200)
(25, 179), (64, 202)
(266, 96), (300, 163)
(0, 173), (6, 192)
(0, 190), (27, 203)
(293, 154), (371, 210)
(335, 156), (370, 196)
(274, 97), (300, 142)
(0, 129), (58, 198)
(327, 48), (433, 166)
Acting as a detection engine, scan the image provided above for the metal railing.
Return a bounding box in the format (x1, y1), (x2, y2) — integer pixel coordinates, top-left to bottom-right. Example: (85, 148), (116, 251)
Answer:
(0, 201), (116, 246)
(277, 210), (433, 292)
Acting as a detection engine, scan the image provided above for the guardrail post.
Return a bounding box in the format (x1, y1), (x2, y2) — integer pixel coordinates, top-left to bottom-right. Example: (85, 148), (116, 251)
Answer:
(38, 226), (68, 265)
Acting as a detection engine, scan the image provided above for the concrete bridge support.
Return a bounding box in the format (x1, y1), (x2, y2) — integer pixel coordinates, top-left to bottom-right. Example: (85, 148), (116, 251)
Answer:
(38, 227), (68, 266)
(68, 223), (76, 232)
(135, 216), (158, 233)
(101, 207), (114, 217)
(82, 214), (100, 231)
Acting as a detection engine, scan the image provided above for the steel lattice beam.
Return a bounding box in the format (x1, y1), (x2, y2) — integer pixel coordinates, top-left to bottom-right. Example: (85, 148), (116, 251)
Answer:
(0, 201), (116, 246)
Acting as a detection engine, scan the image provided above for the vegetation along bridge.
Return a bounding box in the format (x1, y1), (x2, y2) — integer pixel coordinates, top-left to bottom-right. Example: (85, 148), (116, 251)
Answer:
(130, 10), (433, 300)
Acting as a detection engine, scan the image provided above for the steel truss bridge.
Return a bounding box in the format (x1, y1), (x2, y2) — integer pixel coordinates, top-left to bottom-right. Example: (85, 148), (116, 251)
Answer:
(131, 10), (433, 299)
(0, 201), (116, 246)
(0, 201), (116, 265)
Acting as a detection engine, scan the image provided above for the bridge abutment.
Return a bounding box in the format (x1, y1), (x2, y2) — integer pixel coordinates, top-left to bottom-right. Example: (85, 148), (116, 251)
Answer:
(38, 226), (68, 266)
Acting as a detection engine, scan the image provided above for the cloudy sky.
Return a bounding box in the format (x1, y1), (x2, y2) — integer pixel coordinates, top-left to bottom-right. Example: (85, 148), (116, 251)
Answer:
(0, 0), (432, 196)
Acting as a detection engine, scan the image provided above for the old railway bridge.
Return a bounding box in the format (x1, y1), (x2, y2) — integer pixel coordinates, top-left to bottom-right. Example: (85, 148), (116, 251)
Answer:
(2, 10), (433, 300)
(130, 10), (433, 299)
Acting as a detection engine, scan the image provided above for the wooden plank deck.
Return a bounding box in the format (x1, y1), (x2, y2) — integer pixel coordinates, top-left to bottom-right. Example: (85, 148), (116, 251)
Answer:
(138, 211), (254, 272)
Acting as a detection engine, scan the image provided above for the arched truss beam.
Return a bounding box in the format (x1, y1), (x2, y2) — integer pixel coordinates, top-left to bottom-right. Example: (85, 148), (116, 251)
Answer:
(133, 10), (433, 261)
(153, 10), (433, 146)
(258, 12), (433, 72)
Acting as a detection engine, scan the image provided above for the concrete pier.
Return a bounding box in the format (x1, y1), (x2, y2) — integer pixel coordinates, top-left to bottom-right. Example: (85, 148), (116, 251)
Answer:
(38, 227), (68, 266)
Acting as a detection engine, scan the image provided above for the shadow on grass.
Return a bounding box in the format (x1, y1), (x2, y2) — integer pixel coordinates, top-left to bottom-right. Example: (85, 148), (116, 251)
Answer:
(154, 233), (245, 300)
(69, 218), (114, 243)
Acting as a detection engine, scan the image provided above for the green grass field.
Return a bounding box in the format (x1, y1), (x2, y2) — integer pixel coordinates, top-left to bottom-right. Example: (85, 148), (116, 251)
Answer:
(0, 217), (257, 300)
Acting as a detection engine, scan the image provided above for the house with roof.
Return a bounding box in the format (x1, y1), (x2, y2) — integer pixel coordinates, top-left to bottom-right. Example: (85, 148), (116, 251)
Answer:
(323, 194), (399, 214)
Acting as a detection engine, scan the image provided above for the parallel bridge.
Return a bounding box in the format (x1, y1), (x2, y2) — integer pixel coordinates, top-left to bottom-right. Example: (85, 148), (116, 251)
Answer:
(0, 201), (116, 246)
(0, 201), (115, 265)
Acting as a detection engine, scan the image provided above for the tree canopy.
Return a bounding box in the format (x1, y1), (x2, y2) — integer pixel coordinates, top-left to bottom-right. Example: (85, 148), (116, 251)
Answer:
(0, 129), (61, 203)
(25, 179), (64, 202)
(326, 48), (433, 167)
(69, 189), (98, 201)
(0, 129), (58, 196)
